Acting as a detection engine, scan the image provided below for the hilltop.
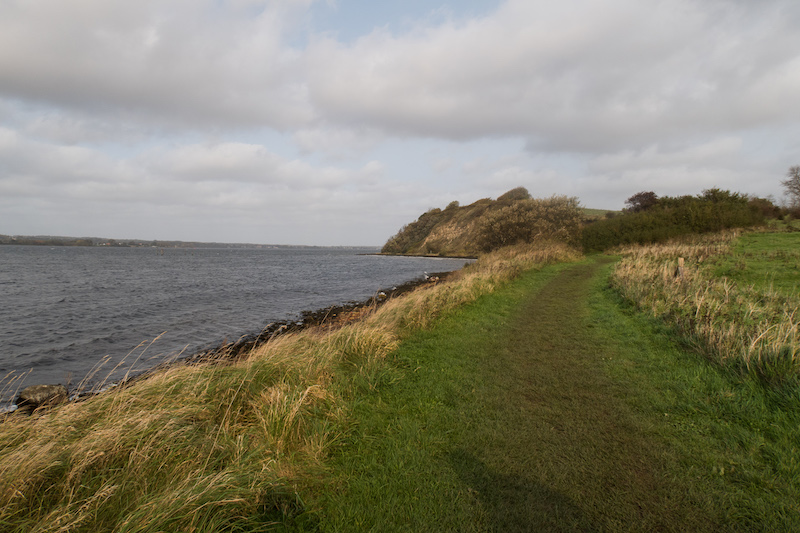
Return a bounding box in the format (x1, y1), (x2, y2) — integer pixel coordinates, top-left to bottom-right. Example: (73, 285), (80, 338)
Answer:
(381, 187), (591, 256)
(382, 186), (780, 257)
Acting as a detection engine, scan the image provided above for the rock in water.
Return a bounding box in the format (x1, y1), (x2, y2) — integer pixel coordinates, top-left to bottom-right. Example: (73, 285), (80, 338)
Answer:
(14, 384), (68, 414)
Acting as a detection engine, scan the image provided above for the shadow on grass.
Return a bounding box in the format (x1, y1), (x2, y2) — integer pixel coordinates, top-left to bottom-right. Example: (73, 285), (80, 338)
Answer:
(450, 449), (598, 533)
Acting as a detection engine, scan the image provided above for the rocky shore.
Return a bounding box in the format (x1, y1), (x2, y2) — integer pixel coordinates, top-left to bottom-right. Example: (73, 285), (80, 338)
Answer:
(3, 270), (452, 418)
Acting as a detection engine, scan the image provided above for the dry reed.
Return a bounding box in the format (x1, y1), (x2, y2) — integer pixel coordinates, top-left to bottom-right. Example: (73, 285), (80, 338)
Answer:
(611, 231), (800, 383)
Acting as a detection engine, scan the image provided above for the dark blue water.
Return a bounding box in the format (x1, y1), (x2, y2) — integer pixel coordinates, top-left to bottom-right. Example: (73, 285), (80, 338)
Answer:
(0, 246), (470, 402)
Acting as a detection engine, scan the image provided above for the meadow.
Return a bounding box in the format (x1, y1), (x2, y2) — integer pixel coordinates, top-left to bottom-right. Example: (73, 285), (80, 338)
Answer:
(612, 229), (800, 385)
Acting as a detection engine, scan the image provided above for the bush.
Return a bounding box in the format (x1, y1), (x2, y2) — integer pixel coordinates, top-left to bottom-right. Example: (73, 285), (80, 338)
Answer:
(582, 189), (764, 252)
(382, 208), (451, 253)
(496, 187), (532, 204)
(478, 196), (583, 251)
(748, 197), (782, 219)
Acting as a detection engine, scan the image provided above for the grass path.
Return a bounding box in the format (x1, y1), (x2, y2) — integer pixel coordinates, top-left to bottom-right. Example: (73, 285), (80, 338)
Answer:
(464, 259), (673, 530)
(458, 258), (722, 531)
(299, 257), (793, 531)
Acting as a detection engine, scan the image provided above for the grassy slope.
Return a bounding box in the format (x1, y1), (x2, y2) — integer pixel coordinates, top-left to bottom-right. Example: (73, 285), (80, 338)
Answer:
(582, 207), (618, 219)
(298, 255), (799, 531)
(2, 234), (796, 531)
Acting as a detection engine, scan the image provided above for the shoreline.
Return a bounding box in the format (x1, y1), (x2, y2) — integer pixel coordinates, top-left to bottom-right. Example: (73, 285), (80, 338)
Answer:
(367, 252), (478, 259)
(175, 269), (453, 366)
(2, 270), (455, 413)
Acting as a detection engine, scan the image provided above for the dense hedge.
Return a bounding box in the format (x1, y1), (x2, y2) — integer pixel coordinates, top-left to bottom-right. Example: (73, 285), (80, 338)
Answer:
(581, 189), (765, 252)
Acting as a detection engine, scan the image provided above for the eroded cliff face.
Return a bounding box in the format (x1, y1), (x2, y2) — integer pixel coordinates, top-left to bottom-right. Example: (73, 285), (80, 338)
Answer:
(409, 217), (483, 257)
(381, 197), (494, 256)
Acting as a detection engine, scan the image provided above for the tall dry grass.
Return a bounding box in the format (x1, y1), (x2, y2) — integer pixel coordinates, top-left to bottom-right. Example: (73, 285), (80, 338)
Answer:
(611, 231), (800, 384)
(0, 241), (580, 532)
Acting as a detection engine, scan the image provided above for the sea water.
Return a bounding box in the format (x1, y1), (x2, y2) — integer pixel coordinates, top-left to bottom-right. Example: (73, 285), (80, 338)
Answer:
(0, 245), (471, 403)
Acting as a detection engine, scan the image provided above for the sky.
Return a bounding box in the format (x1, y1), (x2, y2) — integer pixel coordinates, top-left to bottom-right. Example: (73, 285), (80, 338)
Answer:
(1, 0), (798, 246)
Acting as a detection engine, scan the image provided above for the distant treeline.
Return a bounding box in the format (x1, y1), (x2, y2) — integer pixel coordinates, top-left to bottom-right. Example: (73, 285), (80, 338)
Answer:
(0, 236), (97, 246)
(0, 235), (293, 249)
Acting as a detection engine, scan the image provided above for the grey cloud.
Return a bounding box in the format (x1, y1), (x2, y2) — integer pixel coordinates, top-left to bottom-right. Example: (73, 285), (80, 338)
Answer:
(306, 0), (800, 152)
(4, 0), (797, 152)
(0, 0), (797, 242)
(0, 0), (314, 132)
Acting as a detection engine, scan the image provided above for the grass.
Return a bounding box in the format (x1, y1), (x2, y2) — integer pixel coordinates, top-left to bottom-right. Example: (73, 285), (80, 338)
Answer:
(291, 254), (800, 531)
(712, 231), (800, 293)
(612, 230), (800, 384)
(0, 241), (580, 532)
(582, 207), (618, 219)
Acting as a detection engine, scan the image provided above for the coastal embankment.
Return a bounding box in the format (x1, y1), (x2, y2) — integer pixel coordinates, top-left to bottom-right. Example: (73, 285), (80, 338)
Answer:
(0, 241), (579, 531)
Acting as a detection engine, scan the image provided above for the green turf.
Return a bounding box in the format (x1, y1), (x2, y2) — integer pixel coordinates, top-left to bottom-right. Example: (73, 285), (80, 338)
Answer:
(713, 231), (800, 293)
(289, 257), (800, 531)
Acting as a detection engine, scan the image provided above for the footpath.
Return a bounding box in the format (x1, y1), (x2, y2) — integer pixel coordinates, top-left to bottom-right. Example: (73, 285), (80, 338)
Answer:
(308, 258), (723, 532)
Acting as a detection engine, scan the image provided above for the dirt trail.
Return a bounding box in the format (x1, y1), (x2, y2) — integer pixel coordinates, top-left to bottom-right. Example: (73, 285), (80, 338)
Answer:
(464, 259), (696, 532)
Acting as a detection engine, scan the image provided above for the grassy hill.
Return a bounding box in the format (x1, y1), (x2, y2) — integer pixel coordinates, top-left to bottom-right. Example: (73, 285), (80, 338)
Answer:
(381, 187), (585, 256)
(381, 198), (491, 256)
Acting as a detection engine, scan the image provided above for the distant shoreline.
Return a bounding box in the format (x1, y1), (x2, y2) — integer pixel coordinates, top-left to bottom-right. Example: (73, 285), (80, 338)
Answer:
(0, 237), (379, 250)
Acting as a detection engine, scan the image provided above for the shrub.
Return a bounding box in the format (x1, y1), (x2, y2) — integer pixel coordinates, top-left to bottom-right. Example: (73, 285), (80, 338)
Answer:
(496, 187), (532, 204)
(582, 189), (764, 252)
(478, 196), (583, 251)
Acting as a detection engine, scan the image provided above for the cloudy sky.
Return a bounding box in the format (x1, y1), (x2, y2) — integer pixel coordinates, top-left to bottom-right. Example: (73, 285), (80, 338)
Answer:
(1, 0), (798, 246)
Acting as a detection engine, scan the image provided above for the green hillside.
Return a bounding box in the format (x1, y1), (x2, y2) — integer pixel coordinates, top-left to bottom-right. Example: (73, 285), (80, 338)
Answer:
(381, 187), (584, 256)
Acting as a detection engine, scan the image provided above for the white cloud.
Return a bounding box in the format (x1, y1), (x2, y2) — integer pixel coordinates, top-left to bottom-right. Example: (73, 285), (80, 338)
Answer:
(306, 0), (800, 151)
(0, 0), (798, 242)
(292, 124), (384, 159)
(0, 126), (402, 243)
(0, 0), (314, 132)
(590, 138), (745, 174)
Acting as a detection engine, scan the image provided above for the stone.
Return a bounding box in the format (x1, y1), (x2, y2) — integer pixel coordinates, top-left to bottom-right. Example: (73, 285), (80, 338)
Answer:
(14, 384), (68, 414)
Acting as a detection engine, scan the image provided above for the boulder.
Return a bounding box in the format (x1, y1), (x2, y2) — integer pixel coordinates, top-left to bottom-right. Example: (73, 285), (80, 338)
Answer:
(14, 384), (68, 414)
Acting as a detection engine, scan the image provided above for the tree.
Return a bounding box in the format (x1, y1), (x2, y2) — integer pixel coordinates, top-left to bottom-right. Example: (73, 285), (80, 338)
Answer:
(782, 166), (800, 207)
(624, 191), (659, 212)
